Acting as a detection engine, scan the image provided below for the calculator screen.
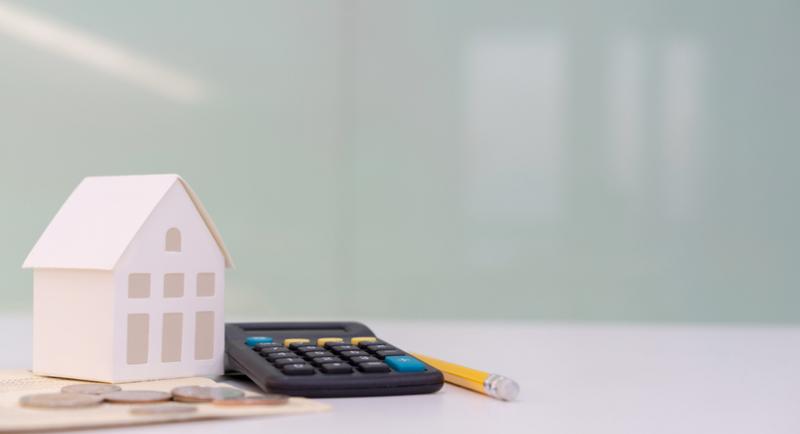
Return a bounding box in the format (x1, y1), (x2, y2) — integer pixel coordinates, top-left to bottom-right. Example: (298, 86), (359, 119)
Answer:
(238, 322), (349, 334)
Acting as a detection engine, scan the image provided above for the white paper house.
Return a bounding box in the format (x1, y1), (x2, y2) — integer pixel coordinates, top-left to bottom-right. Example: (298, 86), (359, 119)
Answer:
(22, 174), (233, 383)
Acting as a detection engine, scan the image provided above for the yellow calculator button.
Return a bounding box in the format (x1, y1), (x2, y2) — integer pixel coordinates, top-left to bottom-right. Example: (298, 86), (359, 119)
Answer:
(283, 338), (310, 346)
(317, 337), (344, 346)
(351, 337), (378, 345)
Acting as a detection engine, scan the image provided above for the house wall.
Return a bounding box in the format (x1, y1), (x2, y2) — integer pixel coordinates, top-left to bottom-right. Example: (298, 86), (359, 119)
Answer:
(32, 269), (115, 382)
(112, 180), (225, 382)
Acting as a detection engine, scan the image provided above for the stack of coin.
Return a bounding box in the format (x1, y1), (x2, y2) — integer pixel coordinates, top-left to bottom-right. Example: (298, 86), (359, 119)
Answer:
(61, 384), (121, 395)
(19, 382), (287, 412)
(103, 390), (172, 404)
(171, 385), (289, 406)
(20, 385), (172, 410)
(171, 386), (245, 403)
(19, 393), (104, 409)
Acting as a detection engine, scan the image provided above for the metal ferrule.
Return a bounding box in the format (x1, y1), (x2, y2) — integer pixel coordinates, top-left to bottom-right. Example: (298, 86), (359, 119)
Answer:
(483, 373), (520, 401)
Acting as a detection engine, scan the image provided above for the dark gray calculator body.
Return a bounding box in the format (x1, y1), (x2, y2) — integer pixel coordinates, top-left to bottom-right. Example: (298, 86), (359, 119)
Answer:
(225, 322), (444, 397)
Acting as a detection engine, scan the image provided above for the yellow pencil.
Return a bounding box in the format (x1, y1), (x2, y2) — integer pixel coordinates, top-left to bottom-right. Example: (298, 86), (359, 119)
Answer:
(412, 353), (519, 401)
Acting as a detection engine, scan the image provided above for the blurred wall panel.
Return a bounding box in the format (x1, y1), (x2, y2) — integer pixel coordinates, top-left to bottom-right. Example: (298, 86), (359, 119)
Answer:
(1, 0), (799, 321)
(347, 0), (800, 321)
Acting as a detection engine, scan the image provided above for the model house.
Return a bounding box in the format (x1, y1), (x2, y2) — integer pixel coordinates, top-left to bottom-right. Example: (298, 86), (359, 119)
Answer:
(23, 174), (233, 383)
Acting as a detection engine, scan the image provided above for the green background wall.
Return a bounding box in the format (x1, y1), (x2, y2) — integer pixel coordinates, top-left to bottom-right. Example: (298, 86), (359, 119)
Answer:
(1, 0), (798, 321)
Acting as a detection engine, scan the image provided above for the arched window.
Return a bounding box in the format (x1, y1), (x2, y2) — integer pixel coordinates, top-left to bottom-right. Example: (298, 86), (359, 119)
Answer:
(165, 228), (181, 252)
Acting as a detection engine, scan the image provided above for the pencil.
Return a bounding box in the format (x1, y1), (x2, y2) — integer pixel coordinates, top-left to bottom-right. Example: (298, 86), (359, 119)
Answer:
(412, 353), (519, 401)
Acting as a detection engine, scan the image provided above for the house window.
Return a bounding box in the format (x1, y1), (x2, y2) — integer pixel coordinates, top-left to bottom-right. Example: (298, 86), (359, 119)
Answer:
(194, 311), (214, 360)
(128, 273), (150, 298)
(161, 313), (183, 363)
(126, 313), (149, 364)
(164, 273), (184, 298)
(166, 228), (181, 252)
(197, 273), (215, 297)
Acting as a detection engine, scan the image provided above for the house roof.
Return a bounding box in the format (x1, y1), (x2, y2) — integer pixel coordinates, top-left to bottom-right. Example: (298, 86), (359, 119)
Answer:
(22, 174), (233, 270)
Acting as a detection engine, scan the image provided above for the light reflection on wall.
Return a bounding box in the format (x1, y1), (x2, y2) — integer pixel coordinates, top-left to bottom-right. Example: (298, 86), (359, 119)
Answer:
(608, 36), (646, 198)
(462, 34), (567, 268)
(463, 34), (567, 225)
(660, 38), (705, 220)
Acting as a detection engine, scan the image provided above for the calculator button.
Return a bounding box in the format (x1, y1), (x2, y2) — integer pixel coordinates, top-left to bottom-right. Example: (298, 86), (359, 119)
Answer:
(284, 338), (311, 348)
(303, 351), (334, 359)
(384, 356), (427, 372)
(282, 364), (315, 375)
(259, 346), (290, 355)
(311, 356), (343, 365)
(252, 342), (283, 351)
(350, 337), (378, 346)
(375, 350), (405, 358)
(273, 357), (307, 367)
(324, 341), (351, 350)
(349, 355), (379, 364)
(365, 344), (395, 352)
(320, 363), (353, 374)
(294, 346), (324, 353)
(357, 340), (384, 349)
(317, 337), (344, 346)
(338, 350), (369, 358)
(358, 361), (391, 373)
(266, 352), (296, 361)
(330, 345), (359, 353)
(245, 336), (273, 346)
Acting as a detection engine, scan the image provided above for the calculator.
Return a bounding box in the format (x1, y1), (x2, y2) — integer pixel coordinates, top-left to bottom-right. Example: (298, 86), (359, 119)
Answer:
(224, 322), (444, 397)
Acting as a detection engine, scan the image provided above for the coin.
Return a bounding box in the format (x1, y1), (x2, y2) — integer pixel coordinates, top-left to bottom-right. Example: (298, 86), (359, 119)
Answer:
(171, 386), (244, 403)
(19, 393), (104, 409)
(103, 390), (172, 403)
(171, 386), (213, 403)
(212, 394), (290, 406)
(209, 387), (246, 401)
(130, 403), (198, 416)
(61, 384), (122, 395)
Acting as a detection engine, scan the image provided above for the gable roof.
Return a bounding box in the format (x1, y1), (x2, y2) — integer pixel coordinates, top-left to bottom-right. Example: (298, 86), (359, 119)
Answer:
(23, 174), (233, 270)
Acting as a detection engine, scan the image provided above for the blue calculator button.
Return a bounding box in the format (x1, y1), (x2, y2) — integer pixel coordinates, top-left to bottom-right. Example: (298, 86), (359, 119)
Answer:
(384, 356), (427, 372)
(245, 336), (273, 346)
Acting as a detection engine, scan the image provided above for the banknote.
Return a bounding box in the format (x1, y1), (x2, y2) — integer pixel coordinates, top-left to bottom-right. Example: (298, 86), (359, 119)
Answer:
(0, 369), (329, 432)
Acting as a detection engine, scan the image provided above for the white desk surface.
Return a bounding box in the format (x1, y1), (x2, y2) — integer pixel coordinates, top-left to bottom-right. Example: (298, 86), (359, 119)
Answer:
(1, 314), (798, 434)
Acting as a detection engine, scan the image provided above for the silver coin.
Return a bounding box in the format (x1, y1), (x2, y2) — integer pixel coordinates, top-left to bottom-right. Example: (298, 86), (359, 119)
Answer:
(209, 387), (245, 401)
(103, 390), (172, 403)
(212, 394), (290, 406)
(19, 393), (104, 409)
(130, 403), (198, 416)
(61, 384), (122, 395)
(171, 386), (213, 402)
(172, 386), (244, 403)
